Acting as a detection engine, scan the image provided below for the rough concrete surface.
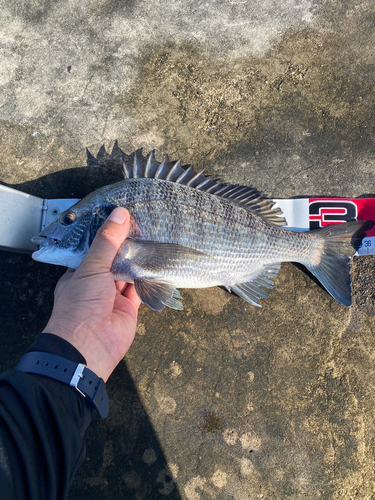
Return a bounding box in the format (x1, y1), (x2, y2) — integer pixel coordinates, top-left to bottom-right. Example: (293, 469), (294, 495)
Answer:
(1, 0), (375, 498)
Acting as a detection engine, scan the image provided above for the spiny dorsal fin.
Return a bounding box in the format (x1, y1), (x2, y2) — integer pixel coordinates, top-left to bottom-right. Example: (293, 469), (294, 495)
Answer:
(86, 144), (286, 226)
(122, 161), (132, 179)
(145, 150), (159, 178)
(133, 154), (145, 178)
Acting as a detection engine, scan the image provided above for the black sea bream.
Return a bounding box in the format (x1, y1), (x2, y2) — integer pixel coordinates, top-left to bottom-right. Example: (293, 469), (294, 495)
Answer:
(32, 144), (373, 311)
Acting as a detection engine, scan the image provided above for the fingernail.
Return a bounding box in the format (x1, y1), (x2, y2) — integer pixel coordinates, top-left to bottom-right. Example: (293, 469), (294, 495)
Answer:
(109, 207), (127, 224)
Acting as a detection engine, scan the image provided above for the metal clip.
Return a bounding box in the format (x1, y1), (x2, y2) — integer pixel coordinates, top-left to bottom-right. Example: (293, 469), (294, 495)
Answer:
(69, 363), (86, 397)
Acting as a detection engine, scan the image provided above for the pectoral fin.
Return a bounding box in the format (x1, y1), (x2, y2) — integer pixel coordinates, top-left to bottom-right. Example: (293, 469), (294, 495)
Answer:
(121, 239), (213, 272)
(134, 278), (183, 311)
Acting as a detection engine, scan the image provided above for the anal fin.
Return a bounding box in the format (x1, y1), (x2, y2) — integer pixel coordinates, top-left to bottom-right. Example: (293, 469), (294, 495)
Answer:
(229, 263), (281, 307)
(134, 278), (183, 311)
(163, 289), (184, 311)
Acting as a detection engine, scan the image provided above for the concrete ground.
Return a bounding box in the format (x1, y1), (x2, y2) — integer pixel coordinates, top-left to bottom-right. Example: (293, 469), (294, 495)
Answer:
(1, 0), (375, 498)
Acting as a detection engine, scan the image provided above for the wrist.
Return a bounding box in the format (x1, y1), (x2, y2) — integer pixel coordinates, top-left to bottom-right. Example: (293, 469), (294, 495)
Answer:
(42, 323), (118, 382)
(16, 351), (109, 418)
(26, 332), (86, 364)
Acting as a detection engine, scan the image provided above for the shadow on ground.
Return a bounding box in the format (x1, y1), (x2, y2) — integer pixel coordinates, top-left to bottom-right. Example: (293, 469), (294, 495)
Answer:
(0, 166), (182, 499)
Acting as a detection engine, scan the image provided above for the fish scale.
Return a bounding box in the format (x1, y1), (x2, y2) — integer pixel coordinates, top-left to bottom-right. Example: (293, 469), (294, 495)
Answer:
(31, 144), (373, 311)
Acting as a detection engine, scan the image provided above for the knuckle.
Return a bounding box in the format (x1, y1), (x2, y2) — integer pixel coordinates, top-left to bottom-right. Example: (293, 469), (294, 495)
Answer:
(99, 227), (114, 241)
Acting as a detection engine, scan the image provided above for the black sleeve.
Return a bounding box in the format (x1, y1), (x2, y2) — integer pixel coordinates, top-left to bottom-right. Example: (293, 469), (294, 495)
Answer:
(0, 333), (92, 500)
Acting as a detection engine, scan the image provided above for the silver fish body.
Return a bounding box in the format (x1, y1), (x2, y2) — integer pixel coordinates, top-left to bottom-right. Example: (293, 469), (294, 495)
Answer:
(109, 179), (317, 286)
(32, 147), (373, 311)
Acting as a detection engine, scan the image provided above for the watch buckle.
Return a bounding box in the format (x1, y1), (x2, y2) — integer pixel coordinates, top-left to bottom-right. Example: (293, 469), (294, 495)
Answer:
(69, 363), (86, 397)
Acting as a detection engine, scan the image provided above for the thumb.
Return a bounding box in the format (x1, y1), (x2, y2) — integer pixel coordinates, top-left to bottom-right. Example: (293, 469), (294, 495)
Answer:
(78, 207), (130, 274)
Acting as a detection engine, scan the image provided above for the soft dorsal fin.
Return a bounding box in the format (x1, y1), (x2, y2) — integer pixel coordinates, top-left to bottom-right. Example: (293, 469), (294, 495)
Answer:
(87, 144), (286, 226)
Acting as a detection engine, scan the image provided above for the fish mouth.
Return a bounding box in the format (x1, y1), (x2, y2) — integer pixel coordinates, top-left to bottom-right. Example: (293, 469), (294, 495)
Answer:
(31, 237), (86, 268)
(32, 235), (61, 247)
(31, 232), (89, 269)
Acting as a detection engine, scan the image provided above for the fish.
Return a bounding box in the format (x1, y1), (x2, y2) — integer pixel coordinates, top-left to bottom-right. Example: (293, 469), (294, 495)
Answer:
(32, 142), (373, 311)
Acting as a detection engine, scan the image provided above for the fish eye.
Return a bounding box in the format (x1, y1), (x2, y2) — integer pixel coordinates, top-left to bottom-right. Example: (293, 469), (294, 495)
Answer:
(60, 212), (76, 226)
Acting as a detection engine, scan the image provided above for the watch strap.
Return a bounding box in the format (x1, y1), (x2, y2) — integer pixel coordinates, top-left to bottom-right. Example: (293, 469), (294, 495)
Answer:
(16, 351), (109, 418)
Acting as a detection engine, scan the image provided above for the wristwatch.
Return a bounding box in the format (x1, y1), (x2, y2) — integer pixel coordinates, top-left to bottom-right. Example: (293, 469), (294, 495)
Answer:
(16, 351), (109, 418)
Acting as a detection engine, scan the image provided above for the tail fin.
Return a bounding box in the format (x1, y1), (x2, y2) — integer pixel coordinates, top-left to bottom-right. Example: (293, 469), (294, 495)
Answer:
(305, 220), (374, 306)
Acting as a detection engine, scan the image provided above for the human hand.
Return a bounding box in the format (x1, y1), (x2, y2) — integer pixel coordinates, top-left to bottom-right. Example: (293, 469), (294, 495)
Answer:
(42, 207), (141, 381)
